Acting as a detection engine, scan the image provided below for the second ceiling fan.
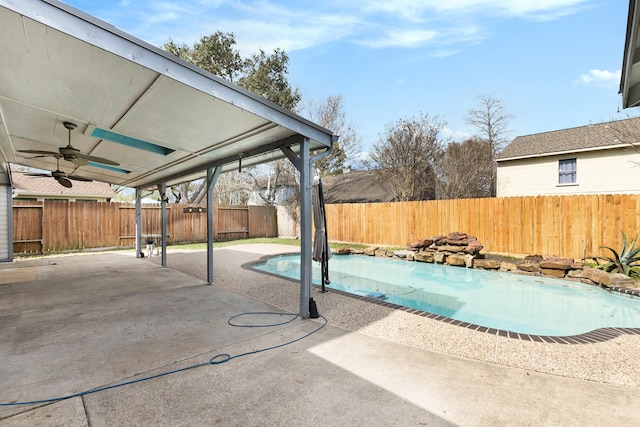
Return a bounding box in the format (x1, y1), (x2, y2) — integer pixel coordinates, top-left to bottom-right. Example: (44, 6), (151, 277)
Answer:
(25, 157), (93, 188)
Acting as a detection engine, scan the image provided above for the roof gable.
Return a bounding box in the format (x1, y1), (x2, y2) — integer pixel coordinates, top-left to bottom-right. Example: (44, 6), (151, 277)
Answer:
(498, 117), (640, 161)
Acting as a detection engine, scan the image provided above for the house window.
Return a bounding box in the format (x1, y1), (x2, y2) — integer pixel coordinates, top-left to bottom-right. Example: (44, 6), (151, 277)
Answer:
(558, 158), (577, 184)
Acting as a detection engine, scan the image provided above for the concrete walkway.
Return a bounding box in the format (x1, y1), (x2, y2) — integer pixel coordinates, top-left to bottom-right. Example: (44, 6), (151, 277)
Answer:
(0, 246), (639, 426)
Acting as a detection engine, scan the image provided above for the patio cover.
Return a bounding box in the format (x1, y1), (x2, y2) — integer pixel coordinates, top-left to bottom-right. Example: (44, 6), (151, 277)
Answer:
(0, 0), (336, 317)
(621, 0), (640, 108)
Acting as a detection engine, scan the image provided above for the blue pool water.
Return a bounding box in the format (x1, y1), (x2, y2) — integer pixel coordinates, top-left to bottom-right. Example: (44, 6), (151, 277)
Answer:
(253, 254), (640, 336)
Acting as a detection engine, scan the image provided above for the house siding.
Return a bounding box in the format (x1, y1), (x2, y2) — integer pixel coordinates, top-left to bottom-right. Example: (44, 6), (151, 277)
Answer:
(0, 183), (11, 261)
(497, 147), (640, 196)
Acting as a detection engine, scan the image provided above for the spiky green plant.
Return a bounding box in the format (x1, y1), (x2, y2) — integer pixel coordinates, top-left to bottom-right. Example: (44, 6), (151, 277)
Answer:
(596, 232), (640, 279)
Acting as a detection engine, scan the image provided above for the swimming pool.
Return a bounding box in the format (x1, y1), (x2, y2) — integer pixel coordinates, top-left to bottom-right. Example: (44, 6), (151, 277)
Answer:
(252, 254), (640, 336)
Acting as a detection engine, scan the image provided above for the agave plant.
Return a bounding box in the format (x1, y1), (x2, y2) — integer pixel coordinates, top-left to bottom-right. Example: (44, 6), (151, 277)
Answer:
(596, 232), (640, 279)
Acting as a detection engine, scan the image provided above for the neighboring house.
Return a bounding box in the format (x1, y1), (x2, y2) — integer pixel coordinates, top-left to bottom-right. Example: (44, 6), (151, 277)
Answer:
(496, 117), (640, 197)
(11, 170), (116, 202)
(322, 169), (397, 204)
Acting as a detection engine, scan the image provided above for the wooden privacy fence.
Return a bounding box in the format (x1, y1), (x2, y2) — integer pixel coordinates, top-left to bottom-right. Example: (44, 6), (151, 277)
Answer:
(324, 194), (640, 261)
(12, 201), (277, 254)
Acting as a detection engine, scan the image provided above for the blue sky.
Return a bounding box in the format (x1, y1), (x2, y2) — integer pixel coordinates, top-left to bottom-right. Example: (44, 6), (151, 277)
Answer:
(63, 0), (631, 154)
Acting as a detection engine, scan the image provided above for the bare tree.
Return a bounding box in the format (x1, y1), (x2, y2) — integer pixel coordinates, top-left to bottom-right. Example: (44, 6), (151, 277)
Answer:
(370, 113), (445, 201)
(211, 172), (252, 205)
(303, 94), (362, 175)
(243, 160), (299, 206)
(466, 95), (512, 197)
(435, 138), (493, 199)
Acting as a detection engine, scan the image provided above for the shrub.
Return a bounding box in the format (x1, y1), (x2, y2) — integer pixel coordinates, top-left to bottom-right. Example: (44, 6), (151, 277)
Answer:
(596, 232), (640, 279)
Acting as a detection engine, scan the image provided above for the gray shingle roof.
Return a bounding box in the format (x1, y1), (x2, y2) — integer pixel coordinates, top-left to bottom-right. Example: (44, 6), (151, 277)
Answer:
(498, 117), (640, 160)
(11, 171), (116, 199)
(322, 170), (397, 204)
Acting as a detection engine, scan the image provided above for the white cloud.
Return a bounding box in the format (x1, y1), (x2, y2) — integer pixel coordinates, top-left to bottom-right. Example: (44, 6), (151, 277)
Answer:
(577, 69), (621, 87)
(124, 1), (362, 54)
(226, 14), (362, 54)
(362, 29), (438, 49)
(93, 0), (591, 56)
(441, 126), (472, 141)
(358, 0), (590, 20)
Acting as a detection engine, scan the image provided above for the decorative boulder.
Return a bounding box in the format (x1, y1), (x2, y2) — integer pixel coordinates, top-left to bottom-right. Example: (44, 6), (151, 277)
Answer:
(463, 240), (483, 255)
(446, 254), (467, 267)
(414, 252), (434, 263)
(442, 232), (471, 245)
(409, 238), (435, 250)
(539, 257), (573, 270)
(334, 247), (351, 255)
(610, 273), (637, 289)
(364, 246), (378, 256)
(582, 267), (612, 286)
(567, 269), (583, 279)
(541, 268), (566, 278)
(438, 245), (465, 253)
(433, 252), (447, 264)
(374, 248), (388, 257)
(394, 250), (410, 259)
(474, 259), (500, 270)
(517, 263), (540, 273)
(524, 254), (544, 263)
(464, 255), (475, 268)
(500, 261), (519, 271)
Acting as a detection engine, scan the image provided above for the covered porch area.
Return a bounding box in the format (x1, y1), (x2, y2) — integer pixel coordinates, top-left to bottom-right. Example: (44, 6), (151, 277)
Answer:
(0, 0), (336, 317)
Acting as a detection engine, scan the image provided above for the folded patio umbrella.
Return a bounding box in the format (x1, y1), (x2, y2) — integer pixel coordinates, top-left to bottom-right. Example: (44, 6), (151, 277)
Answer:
(312, 174), (331, 291)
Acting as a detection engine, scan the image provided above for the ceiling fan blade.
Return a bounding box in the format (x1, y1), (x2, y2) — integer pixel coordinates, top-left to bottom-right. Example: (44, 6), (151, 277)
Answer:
(75, 153), (120, 166)
(70, 157), (89, 166)
(17, 149), (61, 156)
(24, 173), (50, 177)
(25, 154), (59, 160)
(57, 177), (73, 188)
(68, 175), (92, 182)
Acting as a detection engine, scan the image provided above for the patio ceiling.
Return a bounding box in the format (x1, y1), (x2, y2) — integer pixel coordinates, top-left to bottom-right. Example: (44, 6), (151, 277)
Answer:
(0, 0), (335, 189)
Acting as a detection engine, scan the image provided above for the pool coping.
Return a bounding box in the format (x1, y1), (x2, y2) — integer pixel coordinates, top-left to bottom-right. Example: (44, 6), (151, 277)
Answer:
(243, 253), (640, 345)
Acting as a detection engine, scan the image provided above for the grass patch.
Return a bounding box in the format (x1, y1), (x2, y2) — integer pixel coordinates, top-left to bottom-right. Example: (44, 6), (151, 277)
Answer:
(197, 240), (394, 254)
(17, 238), (403, 258)
(166, 237), (301, 251)
(170, 238), (398, 251)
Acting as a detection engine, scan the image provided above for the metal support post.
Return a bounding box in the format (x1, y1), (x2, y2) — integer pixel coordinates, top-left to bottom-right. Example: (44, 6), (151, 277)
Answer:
(207, 167), (222, 284)
(135, 188), (142, 258)
(299, 138), (312, 318)
(160, 183), (167, 267)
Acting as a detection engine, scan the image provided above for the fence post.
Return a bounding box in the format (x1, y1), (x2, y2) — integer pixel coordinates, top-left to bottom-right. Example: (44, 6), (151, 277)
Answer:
(135, 189), (142, 258)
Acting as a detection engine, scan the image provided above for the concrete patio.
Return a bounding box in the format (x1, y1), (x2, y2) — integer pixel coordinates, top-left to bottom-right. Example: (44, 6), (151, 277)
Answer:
(1, 244), (640, 426)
